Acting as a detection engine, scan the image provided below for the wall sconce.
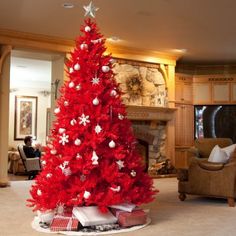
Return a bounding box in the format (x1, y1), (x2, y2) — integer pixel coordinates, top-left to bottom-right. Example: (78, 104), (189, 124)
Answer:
(39, 90), (51, 97)
(51, 79), (60, 99)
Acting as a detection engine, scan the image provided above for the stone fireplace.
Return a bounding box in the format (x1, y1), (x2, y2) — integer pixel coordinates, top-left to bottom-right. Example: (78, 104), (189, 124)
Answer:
(126, 105), (176, 176)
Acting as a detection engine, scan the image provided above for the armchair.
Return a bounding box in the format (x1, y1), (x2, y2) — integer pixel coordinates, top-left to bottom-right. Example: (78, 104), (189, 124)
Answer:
(177, 138), (236, 207)
(17, 144), (41, 180)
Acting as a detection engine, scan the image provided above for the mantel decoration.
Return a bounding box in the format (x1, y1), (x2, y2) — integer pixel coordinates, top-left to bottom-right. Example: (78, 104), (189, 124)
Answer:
(28, 1), (157, 234)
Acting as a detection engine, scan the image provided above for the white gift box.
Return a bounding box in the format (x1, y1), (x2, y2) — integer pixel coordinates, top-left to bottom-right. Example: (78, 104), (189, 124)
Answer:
(72, 206), (117, 227)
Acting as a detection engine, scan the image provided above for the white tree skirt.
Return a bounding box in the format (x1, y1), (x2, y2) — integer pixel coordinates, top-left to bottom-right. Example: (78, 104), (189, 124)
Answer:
(32, 217), (151, 235)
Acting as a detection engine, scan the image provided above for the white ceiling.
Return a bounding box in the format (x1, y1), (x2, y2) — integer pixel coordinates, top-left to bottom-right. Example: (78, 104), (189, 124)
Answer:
(1, 0), (236, 64)
(10, 51), (52, 90)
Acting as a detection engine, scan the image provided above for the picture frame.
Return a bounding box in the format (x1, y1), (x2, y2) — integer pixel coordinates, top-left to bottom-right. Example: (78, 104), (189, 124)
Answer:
(14, 96), (38, 140)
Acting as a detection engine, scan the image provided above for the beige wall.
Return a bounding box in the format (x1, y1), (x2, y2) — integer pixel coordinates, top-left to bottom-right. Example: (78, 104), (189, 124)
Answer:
(8, 89), (50, 148)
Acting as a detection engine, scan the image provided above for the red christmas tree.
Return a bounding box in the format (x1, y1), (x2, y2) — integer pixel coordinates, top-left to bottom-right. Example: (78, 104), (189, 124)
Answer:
(28, 17), (156, 213)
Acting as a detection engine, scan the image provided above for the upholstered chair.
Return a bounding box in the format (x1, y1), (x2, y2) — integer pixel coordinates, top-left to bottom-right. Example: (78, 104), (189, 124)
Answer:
(17, 144), (41, 180)
(177, 138), (236, 207)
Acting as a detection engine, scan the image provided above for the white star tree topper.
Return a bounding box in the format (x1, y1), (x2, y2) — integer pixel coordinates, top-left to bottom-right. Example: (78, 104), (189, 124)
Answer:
(83, 1), (99, 18)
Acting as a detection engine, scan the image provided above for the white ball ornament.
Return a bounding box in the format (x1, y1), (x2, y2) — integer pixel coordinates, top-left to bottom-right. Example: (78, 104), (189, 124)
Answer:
(85, 26), (91, 32)
(83, 191), (91, 199)
(109, 58), (116, 64)
(69, 67), (74, 73)
(50, 149), (57, 155)
(37, 189), (42, 196)
(131, 170), (137, 177)
(74, 63), (80, 71)
(64, 101), (69, 106)
(46, 173), (52, 178)
(70, 119), (77, 126)
(59, 128), (66, 134)
(54, 107), (60, 114)
(69, 81), (75, 88)
(41, 160), (46, 166)
(109, 140), (116, 148)
(102, 66), (110, 73)
(74, 138), (81, 146)
(92, 97), (99, 106)
(110, 90), (117, 96)
(76, 153), (82, 159)
(80, 43), (88, 50)
(118, 113), (124, 120)
(76, 84), (81, 90)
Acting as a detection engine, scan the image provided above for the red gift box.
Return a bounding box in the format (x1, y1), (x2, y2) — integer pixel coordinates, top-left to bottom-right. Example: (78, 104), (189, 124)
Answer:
(50, 212), (79, 231)
(111, 208), (147, 228)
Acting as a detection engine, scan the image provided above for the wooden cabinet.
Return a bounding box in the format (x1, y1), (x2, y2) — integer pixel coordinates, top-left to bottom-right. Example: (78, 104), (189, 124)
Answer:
(193, 76), (236, 104)
(212, 82), (230, 103)
(231, 83), (236, 102)
(175, 104), (194, 146)
(193, 83), (211, 104)
(175, 75), (193, 104)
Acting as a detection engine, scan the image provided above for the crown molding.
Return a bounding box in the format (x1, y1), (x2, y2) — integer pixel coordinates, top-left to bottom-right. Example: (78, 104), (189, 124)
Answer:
(0, 28), (177, 65)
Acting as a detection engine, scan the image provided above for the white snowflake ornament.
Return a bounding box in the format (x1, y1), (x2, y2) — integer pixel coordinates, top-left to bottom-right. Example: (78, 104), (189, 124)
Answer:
(79, 114), (90, 126)
(116, 160), (124, 170)
(91, 151), (99, 165)
(102, 66), (110, 73)
(59, 133), (69, 145)
(109, 140), (116, 148)
(74, 138), (81, 146)
(91, 77), (100, 85)
(74, 63), (80, 71)
(92, 97), (99, 105)
(83, 191), (91, 199)
(95, 124), (102, 134)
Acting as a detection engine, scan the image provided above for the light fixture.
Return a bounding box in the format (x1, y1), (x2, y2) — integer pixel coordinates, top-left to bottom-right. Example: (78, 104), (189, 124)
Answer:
(62, 3), (74, 9)
(107, 36), (121, 42)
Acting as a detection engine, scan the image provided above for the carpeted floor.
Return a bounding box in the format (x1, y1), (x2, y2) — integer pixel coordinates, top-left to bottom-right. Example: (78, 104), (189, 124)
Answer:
(0, 178), (235, 236)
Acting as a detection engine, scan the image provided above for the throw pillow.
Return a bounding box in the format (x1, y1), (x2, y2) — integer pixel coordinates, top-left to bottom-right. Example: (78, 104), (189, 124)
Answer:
(221, 144), (236, 157)
(208, 145), (228, 163)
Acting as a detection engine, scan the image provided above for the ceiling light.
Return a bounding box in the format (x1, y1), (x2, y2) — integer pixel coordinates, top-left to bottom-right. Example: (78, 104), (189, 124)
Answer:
(62, 3), (74, 9)
(107, 36), (121, 42)
(171, 49), (187, 53)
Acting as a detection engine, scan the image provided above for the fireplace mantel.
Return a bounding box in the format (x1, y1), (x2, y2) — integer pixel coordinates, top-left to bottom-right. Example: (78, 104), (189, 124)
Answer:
(126, 105), (176, 121)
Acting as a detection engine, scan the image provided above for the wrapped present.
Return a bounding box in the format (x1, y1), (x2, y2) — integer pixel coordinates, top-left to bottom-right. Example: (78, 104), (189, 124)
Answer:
(50, 212), (79, 231)
(111, 208), (147, 228)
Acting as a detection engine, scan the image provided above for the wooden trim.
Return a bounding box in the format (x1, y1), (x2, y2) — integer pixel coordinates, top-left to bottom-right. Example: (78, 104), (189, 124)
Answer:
(0, 28), (178, 65)
(0, 45), (12, 74)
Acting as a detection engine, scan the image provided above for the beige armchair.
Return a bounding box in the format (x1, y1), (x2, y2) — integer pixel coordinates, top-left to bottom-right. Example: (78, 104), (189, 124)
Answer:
(178, 138), (236, 207)
(17, 144), (41, 180)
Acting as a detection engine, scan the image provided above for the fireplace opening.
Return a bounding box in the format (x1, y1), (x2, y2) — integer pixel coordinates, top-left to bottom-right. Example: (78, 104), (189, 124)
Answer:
(136, 139), (149, 172)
